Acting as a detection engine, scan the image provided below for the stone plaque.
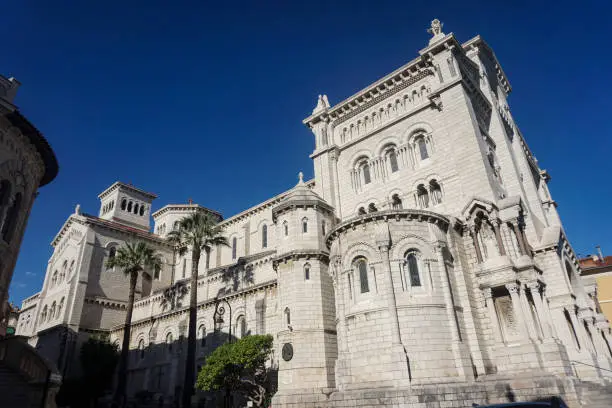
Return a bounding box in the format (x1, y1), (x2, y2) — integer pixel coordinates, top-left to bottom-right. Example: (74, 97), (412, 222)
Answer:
(282, 343), (293, 361)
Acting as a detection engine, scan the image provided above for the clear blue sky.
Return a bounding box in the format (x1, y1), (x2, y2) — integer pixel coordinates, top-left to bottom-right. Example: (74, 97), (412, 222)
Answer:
(5, 1), (612, 304)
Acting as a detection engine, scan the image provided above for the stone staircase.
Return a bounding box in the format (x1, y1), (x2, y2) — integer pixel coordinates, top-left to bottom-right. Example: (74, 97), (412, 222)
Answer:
(575, 380), (612, 408)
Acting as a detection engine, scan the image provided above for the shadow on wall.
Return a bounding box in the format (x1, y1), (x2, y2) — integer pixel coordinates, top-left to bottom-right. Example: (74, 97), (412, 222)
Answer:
(218, 258), (255, 296)
(121, 329), (278, 408)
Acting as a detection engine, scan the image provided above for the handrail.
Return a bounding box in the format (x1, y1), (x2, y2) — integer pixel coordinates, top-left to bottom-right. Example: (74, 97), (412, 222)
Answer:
(570, 360), (612, 374)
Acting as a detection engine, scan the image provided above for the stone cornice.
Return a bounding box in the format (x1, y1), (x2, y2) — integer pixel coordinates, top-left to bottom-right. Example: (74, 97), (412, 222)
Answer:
(303, 55), (434, 126)
(326, 209), (450, 248)
(272, 199), (335, 222)
(272, 249), (330, 270)
(84, 296), (127, 310)
(151, 204), (223, 221)
(98, 181), (157, 200)
(121, 279), (278, 332)
(461, 35), (512, 95)
(218, 180), (315, 226)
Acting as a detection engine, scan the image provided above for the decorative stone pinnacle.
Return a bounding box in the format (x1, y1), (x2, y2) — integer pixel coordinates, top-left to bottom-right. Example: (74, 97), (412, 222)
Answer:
(312, 94), (331, 115)
(298, 171), (304, 185)
(427, 18), (445, 45)
(75, 204), (81, 215)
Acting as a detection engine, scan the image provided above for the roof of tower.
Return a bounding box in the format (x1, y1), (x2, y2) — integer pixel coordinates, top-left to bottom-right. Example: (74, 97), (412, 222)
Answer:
(98, 181), (157, 200)
(152, 203), (223, 221)
(272, 172), (334, 220)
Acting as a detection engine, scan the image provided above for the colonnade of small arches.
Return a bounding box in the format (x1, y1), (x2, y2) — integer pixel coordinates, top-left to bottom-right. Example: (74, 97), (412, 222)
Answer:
(0, 178), (24, 244)
(104, 197), (149, 217)
(50, 259), (75, 287)
(349, 130), (434, 192)
(355, 179), (443, 217)
(39, 296), (65, 325)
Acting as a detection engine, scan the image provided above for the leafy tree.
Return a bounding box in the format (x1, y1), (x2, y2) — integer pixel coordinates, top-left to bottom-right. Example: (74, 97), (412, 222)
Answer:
(166, 212), (229, 407)
(56, 337), (119, 407)
(196, 334), (274, 407)
(105, 241), (161, 407)
(81, 337), (120, 405)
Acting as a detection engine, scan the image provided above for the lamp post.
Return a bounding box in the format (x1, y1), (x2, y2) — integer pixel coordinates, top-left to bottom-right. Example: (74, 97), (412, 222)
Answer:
(213, 297), (232, 344)
(213, 297), (233, 408)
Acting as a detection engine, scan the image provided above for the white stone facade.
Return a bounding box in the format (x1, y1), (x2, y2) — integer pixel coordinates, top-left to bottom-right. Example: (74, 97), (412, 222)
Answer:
(17, 20), (612, 407)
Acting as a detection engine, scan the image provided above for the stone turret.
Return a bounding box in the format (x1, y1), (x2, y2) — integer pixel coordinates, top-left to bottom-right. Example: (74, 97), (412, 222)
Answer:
(272, 173), (337, 404)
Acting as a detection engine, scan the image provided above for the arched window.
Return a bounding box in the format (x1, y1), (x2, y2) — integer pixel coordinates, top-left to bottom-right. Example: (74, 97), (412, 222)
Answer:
(417, 184), (429, 208)
(134, 203), (139, 214)
(138, 339), (145, 359)
(50, 302), (57, 320)
(388, 149), (399, 173)
(139, 205), (145, 216)
(58, 297), (65, 319)
(368, 203), (377, 213)
(154, 264), (161, 280)
(429, 180), (442, 204)
(304, 263), (310, 280)
(262, 224), (268, 248)
(166, 332), (174, 354)
(52, 270), (58, 287)
(302, 217), (308, 233)
(232, 237), (237, 260)
(199, 325), (206, 347)
(284, 308), (291, 325)
(358, 207), (367, 216)
(565, 261), (574, 287)
(405, 251), (422, 287)
(61, 260), (68, 282)
(283, 221), (289, 237)
(69, 260), (75, 276)
(41, 306), (48, 323)
(109, 247), (116, 260)
(417, 136), (429, 160)
(127, 201), (133, 212)
(355, 258), (370, 293)
(321, 221), (326, 236)
(392, 194), (403, 210)
(0, 180), (11, 208)
(236, 316), (247, 338)
(361, 162), (371, 184)
(121, 199), (127, 210)
(1, 192), (22, 243)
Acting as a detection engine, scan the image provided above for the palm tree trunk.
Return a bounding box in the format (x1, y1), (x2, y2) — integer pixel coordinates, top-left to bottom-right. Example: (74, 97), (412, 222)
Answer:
(182, 248), (201, 408)
(113, 271), (138, 407)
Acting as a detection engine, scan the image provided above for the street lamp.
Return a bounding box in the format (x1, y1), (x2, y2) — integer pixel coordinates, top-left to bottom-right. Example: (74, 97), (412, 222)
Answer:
(213, 297), (232, 344)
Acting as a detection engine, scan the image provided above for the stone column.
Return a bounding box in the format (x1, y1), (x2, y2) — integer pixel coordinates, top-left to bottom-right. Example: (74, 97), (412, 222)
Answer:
(569, 309), (590, 353)
(330, 150), (343, 219)
(518, 282), (539, 341)
(542, 290), (559, 339)
(527, 281), (552, 339)
(436, 245), (461, 342)
(492, 221), (506, 256)
(379, 247), (402, 345)
(506, 283), (530, 341)
(470, 228), (483, 263)
(483, 287), (503, 343)
(510, 221), (527, 256)
(332, 257), (349, 354)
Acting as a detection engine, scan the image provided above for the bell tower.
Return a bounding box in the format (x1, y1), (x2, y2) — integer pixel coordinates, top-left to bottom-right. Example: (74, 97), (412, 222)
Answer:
(98, 182), (157, 231)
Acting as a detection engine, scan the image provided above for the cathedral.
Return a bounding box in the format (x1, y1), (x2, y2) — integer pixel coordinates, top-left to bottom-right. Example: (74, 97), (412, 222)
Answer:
(15, 20), (612, 407)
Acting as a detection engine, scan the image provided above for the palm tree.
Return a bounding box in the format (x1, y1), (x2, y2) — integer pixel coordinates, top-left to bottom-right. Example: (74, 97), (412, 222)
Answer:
(167, 212), (229, 408)
(105, 241), (161, 407)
